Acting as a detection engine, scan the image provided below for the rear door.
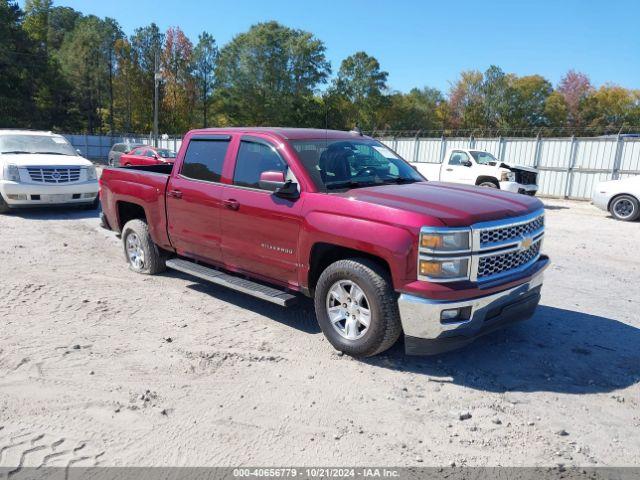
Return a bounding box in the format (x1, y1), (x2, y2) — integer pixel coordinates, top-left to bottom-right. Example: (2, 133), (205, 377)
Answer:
(166, 135), (233, 264)
(219, 136), (304, 287)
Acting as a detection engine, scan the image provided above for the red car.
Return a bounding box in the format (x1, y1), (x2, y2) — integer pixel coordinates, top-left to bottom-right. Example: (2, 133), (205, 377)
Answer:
(100, 128), (548, 357)
(119, 146), (177, 166)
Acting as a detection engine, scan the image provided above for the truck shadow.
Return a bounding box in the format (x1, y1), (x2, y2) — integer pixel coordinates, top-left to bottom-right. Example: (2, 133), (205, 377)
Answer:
(7, 206), (100, 221)
(366, 305), (640, 394)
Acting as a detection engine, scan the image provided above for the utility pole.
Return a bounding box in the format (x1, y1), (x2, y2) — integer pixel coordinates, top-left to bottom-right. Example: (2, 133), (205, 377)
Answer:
(153, 50), (160, 147)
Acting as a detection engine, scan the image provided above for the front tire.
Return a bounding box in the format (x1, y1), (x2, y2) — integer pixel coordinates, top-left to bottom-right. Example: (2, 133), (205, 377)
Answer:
(314, 258), (402, 357)
(0, 194), (10, 214)
(478, 181), (499, 188)
(121, 219), (166, 274)
(609, 194), (640, 221)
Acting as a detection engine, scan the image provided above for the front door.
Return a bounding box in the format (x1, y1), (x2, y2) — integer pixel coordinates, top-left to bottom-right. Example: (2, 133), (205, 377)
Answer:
(166, 136), (232, 264)
(220, 137), (303, 288)
(440, 150), (474, 184)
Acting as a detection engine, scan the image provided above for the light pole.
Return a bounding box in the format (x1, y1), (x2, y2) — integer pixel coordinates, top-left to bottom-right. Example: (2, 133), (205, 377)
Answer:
(153, 51), (161, 147)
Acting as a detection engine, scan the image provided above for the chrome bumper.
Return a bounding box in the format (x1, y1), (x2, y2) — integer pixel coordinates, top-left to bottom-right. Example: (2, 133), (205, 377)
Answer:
(398, 259), (547, 355)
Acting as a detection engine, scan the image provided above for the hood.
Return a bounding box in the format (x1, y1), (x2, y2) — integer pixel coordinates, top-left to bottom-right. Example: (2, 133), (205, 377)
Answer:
(337, 181), (542, 227)
(0, 153), (93, 168)
(507, 164), (538, 173)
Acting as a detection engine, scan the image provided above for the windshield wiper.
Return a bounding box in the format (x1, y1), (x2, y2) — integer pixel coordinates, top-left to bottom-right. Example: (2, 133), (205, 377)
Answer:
(38, 151), (70, 155)
(382, 177), (419, 185)
(325, 180), (378, 190)
(1, 150), (30, 154)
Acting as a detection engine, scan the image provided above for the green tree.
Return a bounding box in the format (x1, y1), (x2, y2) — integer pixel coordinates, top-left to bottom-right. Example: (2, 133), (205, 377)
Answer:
(381, 87), (445, 131)
(507, 75), (553, 129)
(192, 32), (218, 127)
(130, 23), (164, 131)
(448, 70), (484, 130)
(161, 26), (195, 133)
(215, 21), (330, 126)
(332, 51), (388, 130)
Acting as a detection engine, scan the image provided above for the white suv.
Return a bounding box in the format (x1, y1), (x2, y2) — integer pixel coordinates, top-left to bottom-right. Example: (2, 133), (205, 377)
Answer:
(0, 130), (99, 213)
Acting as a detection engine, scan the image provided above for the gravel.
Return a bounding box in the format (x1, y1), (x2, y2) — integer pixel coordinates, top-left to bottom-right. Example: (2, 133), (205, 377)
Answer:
(0, 197), (638, 467)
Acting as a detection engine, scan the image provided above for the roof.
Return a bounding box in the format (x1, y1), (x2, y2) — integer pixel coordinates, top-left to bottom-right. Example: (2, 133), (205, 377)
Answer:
(188, 127), (370, 141)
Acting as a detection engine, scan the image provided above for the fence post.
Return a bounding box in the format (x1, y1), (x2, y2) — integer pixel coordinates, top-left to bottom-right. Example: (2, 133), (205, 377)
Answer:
(98, 134), (102, 164)
(611, 134), (624, 180)
(533, 133), (542, 168)
(564, 136), (578, 199)
(497, 136), (504, 161)
(469, 134), (475, 149)
(440, 136), (447, 163)
(84, 133), (88, 159)
(413, 131), (421, 163)
(174, 136), (177, 153)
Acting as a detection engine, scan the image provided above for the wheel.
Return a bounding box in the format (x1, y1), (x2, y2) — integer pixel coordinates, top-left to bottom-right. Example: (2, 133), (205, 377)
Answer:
(108, 157), (114, 167)
(0, 193), (10, 214)
(121, 219), (166, 274)
(478, 181), (499, 188)
(314, 258), (402, 357)
(609, 194), (640, 221)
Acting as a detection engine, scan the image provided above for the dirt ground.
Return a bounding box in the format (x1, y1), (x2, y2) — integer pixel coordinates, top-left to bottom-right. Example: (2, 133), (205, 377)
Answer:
(0, 196), (639, 469)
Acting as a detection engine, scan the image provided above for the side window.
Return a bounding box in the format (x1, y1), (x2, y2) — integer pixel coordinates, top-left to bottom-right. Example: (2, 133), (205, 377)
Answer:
(449, 151), (469, 166)
(144, 150), (155, 157)
(233, 140), (287, 190)
(131, 147), (144, 155)
(181, 139), (231, 182)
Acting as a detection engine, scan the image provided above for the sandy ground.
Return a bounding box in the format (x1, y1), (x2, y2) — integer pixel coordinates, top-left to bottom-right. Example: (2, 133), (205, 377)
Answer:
(0, 196), (639, 469)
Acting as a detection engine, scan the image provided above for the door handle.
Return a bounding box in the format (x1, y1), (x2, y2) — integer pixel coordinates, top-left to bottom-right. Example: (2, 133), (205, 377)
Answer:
(223, 198), (240, 210)
(445, 168), (453, 172)
(168, 189), (182, 199)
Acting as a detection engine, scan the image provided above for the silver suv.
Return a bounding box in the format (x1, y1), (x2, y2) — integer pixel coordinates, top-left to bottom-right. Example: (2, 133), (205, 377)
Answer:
(108, 142), (144, 167)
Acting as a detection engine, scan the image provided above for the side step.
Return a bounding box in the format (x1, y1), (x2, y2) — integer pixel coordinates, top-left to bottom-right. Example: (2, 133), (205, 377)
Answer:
(166, 258), (297, 307)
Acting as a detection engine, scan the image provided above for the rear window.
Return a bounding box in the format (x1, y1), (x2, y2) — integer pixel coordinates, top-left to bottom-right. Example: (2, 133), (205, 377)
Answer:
(180, 138), (230, 182)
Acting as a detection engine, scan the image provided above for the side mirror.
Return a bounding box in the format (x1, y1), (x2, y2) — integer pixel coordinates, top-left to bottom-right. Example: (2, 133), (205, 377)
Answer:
(76, 149), (83, 156)
(153, 154), (159, 160)
(259, 171), (286, 191)
(463, 160), (473, 167)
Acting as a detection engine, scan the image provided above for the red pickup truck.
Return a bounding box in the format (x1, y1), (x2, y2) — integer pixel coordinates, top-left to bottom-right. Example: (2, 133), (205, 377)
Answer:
(99, 128), (548, 356)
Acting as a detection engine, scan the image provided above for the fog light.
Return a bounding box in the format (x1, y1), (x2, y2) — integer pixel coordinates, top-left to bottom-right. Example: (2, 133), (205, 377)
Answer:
(440, 306), (472, 324)
(7, 194), (27, 200)
(83, 192), (97, 198)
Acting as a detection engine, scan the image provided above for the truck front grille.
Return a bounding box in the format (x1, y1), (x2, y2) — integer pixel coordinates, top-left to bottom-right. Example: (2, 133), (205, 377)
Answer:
(515, 170), (537, 185)
(477, 239), (542, 279)
(479, 213), (544, 248)
(27, 167), (81, 184)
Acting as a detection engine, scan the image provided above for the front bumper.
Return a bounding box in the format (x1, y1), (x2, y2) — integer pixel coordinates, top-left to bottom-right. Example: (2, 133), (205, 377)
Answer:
(591, 190), (610, 211)
(398, 257), (548, 355)
(0, 180), (98, 207)
(500, 181), (538, 194)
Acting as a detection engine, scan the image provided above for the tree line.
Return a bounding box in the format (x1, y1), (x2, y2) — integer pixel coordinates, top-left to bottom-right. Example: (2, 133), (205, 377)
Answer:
(2, 0), (640, 137)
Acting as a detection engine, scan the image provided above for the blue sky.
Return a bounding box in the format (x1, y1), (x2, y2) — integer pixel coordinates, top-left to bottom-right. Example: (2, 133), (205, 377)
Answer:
(22, 0), (640, 93)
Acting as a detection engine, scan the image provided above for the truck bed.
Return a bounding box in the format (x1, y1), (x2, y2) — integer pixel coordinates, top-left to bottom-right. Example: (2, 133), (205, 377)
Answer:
(99, 164), (172, 248)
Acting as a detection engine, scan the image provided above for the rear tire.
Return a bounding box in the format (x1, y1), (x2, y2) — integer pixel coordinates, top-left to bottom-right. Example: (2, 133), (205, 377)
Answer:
(121, 219), (166, 274)
(0, 194), (10, 214)
(609, 194), (640, 221)
(314, 258), (402, 357)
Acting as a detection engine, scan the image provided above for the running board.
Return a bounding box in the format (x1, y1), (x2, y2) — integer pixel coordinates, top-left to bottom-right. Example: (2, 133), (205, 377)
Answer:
(165, 258), (297, 307)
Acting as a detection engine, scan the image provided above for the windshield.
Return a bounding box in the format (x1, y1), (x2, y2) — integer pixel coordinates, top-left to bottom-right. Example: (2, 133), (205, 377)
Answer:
(290, 139), (424, 191)
(0, 134), (77, 156)
(157, 149), (177, 158)
(470, 151), (499, 165)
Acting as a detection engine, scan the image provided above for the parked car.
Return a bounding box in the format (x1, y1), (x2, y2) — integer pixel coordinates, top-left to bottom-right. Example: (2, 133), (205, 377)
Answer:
(0, 130), (99, 213)
(108, 142), (145, 167)
(592, 176), (640, 221)
(119, 146), (177, 167)
(411, 149), (539, 195)
(99, 128), (549, 357)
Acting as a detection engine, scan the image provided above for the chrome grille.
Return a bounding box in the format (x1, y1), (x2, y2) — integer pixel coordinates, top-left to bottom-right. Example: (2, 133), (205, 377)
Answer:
(27, 167), (81, 184)
(477, 240), (542, 279)
(515, 170), (538, 185)
(479, 214), (544, 247)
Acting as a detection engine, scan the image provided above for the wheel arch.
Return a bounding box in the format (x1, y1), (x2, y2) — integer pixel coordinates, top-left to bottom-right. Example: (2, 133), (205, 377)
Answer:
(607, 192), (639, 211)
(476, 176), (500, 188)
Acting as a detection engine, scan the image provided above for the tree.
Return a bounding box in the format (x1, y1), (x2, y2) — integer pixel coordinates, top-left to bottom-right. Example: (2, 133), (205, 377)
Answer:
(192, 32), (218, 127)
(23, 0), (52, 52)
(332, 51), (388, 130)
(215, 21), (330, 126)
(557, 70), (592, 127)
(161, 26), (195, 133)
(507, 75), (553, 129)
(130, 23), (164, 131)
(448, 70), (484, 130)
(582, 85), (640, 130)
(381, 87), (445, 131)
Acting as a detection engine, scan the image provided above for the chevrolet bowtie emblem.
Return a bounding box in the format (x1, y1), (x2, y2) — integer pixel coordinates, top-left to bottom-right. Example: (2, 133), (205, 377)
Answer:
(520, 236), (533, 250)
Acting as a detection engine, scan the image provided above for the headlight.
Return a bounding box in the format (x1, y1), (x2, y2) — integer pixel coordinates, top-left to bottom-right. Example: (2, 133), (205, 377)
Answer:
(3, 164), (20, 182)
(419, 258), (470, 281)
(501, 171), (516, 182)
(86, 166), (97, 180)
(419, 229), (471, 253)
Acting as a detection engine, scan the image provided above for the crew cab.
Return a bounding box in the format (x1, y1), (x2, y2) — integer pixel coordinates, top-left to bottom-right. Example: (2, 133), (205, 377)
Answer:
(0, 130), (99, 213)
(99, 128), (549, 356)
(411, 149), (539, 195)
(119, 146), (177, 167)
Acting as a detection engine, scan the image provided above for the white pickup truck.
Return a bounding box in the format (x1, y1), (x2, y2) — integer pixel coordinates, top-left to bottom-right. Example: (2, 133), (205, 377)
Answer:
(411, 149), (539, 195)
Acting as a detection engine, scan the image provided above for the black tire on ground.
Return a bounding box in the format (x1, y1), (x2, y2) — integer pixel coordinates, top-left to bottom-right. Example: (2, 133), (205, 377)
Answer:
(478, 181), (499, 188)
(314, 258), (402, 357)
(0, 194), (10, 214)
(121, 219), (166, 275)
(609, 194), (640, 222)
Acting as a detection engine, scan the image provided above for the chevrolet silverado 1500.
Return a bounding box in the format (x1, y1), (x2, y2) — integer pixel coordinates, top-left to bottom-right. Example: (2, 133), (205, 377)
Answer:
(99, 128), (549, 356)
